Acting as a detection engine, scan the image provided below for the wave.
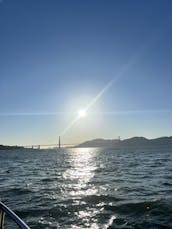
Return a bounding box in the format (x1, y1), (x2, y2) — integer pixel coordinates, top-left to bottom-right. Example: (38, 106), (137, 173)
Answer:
(0, 187), (34, 196)
(82, 194), (124, 205)
(105, 199), (172, 228)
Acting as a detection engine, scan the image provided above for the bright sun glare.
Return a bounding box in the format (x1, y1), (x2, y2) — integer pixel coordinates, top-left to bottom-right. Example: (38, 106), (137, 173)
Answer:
(78, 109), (87, 118)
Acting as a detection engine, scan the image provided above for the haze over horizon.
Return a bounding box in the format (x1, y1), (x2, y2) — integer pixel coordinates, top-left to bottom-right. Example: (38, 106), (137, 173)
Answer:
(1, 0), (172, 145)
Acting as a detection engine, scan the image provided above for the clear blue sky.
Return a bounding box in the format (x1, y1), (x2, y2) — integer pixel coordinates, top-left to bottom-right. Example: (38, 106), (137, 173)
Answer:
(0, 0), (172, 145)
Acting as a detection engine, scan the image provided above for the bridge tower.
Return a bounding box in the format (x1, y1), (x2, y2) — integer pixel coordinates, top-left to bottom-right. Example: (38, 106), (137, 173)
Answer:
(59, 136), (61, 149)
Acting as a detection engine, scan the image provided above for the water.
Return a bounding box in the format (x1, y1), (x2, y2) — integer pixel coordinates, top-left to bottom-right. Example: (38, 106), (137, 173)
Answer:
(0, 147), (172, 228)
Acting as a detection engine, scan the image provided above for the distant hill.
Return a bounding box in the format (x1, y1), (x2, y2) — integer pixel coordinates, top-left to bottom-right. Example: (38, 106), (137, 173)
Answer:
(76, 136), (172, 148)
(0, 145), (24, 150)
(76, 138), (120, 148)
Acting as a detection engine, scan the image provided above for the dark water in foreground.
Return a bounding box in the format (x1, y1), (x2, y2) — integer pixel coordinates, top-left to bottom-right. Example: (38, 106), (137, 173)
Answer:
(0, 148), (172, 228)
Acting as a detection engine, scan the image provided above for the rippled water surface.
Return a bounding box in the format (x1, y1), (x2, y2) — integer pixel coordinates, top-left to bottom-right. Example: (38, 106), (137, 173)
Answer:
(0, 148), (172, 228)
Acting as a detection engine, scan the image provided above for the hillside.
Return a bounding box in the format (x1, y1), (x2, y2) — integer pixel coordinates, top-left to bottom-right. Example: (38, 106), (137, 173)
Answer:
(77, 136), (172, 148)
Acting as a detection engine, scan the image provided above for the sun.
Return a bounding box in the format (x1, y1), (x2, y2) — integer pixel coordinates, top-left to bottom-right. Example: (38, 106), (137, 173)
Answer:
(78, 109), (87, 118)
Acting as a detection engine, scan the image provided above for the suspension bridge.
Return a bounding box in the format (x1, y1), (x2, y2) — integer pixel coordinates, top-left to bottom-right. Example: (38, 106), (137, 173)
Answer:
(24, 136), (78, 149)
(24, 143), (77, 149)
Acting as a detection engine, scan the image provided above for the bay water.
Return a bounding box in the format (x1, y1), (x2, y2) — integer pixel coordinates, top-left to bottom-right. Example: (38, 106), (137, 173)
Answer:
(0, 147), (172, 228)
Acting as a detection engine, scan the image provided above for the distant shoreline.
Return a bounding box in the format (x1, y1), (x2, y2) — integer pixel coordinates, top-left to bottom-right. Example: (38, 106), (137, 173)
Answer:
(0, 145), (24, 150)
(1, 136), (172, 150)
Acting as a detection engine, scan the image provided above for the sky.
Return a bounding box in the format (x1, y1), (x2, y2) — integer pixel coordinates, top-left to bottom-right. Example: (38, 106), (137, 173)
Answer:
(0, 0), (172, 146)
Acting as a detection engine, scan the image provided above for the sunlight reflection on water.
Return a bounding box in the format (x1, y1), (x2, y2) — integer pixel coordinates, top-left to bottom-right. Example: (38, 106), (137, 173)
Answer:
(62, 148), (102, 228)
(62, 148), (98, 196)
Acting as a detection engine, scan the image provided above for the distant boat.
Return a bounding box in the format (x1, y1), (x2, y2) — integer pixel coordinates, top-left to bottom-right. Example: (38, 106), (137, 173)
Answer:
(0, 201), (30, 229)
